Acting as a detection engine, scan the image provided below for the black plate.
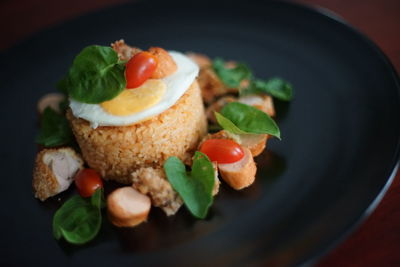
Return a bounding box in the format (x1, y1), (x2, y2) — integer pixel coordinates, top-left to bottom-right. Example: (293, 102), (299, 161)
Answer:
(1, 0), (399, 266)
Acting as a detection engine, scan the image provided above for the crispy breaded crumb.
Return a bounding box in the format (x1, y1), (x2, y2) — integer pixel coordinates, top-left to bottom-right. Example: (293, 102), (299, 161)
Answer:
(111, 39), (142, 61)
(131, 167), (183, 216)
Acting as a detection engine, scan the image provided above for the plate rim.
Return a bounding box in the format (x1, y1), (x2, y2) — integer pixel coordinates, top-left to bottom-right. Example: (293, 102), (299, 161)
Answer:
(284, 1), (400, 264)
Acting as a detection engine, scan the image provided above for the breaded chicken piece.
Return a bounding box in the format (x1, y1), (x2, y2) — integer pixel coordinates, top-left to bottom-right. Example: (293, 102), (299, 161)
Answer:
(131, 167), (183, 216)
(187, 52), (228, 104)
(111, 39), (142, 61)
(198, 68), (228, 104)
(33, 148), (84, 201)
(189, 53), (256, 104)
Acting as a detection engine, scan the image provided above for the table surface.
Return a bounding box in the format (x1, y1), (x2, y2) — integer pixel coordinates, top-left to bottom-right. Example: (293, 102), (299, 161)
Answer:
(1, 0), (399, 266)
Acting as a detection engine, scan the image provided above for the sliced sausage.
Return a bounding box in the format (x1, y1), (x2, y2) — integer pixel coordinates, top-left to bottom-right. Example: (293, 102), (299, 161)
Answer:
(218, 147), (257, 190)
(107, 187), (151, 227)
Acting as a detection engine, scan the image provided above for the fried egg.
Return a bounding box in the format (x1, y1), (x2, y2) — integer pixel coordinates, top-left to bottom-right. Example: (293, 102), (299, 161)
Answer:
(69, 51), (199, 128)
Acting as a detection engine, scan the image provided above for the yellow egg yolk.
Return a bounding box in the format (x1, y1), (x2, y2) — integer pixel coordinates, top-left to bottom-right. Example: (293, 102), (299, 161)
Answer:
(101, 79), (166, 116)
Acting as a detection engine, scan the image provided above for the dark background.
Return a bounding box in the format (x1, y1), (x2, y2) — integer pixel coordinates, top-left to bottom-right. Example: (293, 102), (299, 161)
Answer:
(0, 0), (399, 266)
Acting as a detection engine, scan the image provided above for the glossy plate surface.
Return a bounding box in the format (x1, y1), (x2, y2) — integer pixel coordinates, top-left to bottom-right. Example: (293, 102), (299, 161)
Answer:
(1, 0), (399, 266)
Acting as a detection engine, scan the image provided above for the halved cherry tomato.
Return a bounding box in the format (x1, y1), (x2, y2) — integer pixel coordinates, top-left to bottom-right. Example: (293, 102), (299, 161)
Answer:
(125, 51), (158, 89)
(74, 169), (103, 197)
(200, 139), (244, 164)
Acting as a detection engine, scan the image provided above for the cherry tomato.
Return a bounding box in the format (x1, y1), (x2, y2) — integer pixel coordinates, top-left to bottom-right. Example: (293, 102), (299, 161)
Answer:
(200, 139), (244, 164)
(74, 169), (103, 197)
(125, 51), (158, 88)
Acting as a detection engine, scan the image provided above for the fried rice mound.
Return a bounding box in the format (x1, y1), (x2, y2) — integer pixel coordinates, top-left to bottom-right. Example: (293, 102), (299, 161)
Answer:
(66, 80), (207, 184)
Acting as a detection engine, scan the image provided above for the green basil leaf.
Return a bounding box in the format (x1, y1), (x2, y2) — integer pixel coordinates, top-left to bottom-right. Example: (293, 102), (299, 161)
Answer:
(215, 112), (247, 134)
(212, 58), (251, 88)
(164, 152), (215, 219)
(53, 188), (104, 245)
(242, 78), (293, 101)
(62, 45), (126, 104)
(91, 187), (106, 209)
(36, 107), (74, 147)
(220, 102), (281, 139)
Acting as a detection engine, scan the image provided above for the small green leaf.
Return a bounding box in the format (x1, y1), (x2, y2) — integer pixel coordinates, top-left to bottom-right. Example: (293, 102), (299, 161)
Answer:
(212, 58), (251, 88)
(164, 152), (215, 219)
(91, 187), (106, 209)
(53, 189), (104, 245)
(215, 112), (247, 135)
(220, 102), (281, 139)
(61, 45), (126, 104)
(36, 107), (74, 147)
(242, 78), (293, 101)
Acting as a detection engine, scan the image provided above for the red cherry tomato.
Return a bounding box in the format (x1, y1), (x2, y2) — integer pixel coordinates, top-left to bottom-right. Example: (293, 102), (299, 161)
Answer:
(74, 169), (103, 197)
(125, 51), (158, 88)
(200, 139), (244, 164)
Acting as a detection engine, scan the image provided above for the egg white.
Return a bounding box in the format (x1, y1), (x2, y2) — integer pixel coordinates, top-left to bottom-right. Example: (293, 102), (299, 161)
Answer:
(69, 51), (199, 128)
